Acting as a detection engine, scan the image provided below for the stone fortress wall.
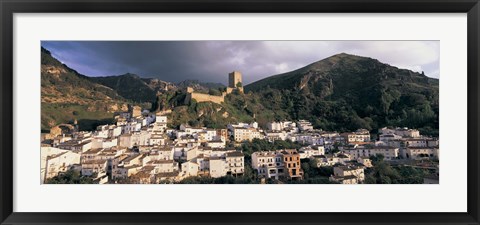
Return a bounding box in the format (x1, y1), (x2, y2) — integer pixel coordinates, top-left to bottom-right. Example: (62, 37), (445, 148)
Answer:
(185, 87), (226, 104)
(185, 71), (243, 105)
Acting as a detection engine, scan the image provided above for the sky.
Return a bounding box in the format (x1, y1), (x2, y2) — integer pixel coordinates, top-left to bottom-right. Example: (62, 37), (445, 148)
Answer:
(41, 41), (439, 85)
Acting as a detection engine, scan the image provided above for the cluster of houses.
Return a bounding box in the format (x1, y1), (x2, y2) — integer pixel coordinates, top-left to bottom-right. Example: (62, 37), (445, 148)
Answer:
(246, 123), (439, 184)
(41, 108), (245, 184)
(41, 107), (439, 184)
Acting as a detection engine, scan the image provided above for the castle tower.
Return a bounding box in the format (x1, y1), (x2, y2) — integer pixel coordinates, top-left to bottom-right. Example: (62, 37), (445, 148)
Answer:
(228, 71), (242, 88)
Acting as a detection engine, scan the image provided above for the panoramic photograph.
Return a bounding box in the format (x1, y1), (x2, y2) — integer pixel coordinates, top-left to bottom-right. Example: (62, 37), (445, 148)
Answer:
(40, 41), (439, 184)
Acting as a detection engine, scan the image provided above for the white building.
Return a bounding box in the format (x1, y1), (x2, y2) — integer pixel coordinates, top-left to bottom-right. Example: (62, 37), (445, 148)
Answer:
(194, 129), (217, 142)
(379, 127), (420, 138)
(264, 131), (288, 142)
(299, 146), (325, 159)
(342, 146), (399, 160)
(120, 154), (144, 167)
(179, 124), (203, 134)
(297, 120), (314, 131)
(181, 161), (199, 177)
(290, 134), (324, 145)
(404, 147), (439, 160)
(94, 129), (109, 138)
(341, 130), (371, 143)
(404, 138), (428, 147)
(357, 157), (373, 167)
(153, 115), (168, 132)
(206, 140), (226, 148)
(330, 165), (365, 184)
(124, 121), (142, 134)
(233, 127), (262, 142)
(154, 146), (175, 160)
(119, 131), (151, 148)
(251, 151), (285, 180)
(207, 151), (245, 178)
(225, 151), (244, 176)
(195, 155), (210, 173)
(267, 121), (297, 131)
(149, 133), (167, 146)
(209, 157), (227, 178)
(173, 144), (196, 160)
(227, 122), (253, 131)
(312, 155), (343, 167)
(151, 160), (178, 173)
(109, 126), (122, 138)
(41, 147), (81, 183)
(57, 140), (93, 153)
(91, 137), (118, 149)
(111, 154), (130, 180)
(81, 159), (108, 177)
(379, 134), (402, 142)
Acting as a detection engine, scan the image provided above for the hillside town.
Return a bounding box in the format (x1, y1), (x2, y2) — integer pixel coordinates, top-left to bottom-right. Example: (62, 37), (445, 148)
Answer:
(41, 104), (439, 184)
(41, 70), (439, 184)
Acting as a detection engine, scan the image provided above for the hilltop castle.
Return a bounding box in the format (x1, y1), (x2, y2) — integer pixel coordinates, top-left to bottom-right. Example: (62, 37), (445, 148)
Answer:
(185, 71), (244, 104)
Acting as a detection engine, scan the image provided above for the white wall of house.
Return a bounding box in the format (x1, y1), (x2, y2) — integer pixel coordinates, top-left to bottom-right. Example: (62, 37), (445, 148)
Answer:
(42, 149), (81, 183)
(404, 147), (439, 160)
(155, 161), (177, 173)
(181, 161), (199, 177)
(209, 159), (226, 178)
(226, 155), (244, 175)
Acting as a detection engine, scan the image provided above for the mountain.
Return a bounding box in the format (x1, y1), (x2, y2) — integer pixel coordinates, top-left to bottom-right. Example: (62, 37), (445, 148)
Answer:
(42, 47), (439, 136)
(88, 77), (225, 104)
(245, 53), (439, 135)
(41, 47), (124, 104)
(246, 53), (438, 93)
(150, 53), (438, 136)
(176, 80), (226, 92)
(41, 47), (134, 131)
(88, 73), (176, 103)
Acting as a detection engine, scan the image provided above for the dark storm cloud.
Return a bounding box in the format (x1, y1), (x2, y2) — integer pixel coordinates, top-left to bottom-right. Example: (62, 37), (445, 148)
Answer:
(41, 41), (439, 85)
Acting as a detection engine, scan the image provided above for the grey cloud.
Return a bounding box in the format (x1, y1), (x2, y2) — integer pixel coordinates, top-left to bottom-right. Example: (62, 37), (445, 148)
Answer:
(41, 41), (439, 85)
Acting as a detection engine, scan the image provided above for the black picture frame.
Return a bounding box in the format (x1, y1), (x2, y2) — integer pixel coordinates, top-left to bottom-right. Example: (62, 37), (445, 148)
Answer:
(1, 0), (479, 224)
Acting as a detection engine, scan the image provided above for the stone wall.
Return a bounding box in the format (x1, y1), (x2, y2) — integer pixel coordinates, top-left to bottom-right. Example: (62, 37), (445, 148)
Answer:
(186, 92), (225, 104)
(226, 87), (243, 94)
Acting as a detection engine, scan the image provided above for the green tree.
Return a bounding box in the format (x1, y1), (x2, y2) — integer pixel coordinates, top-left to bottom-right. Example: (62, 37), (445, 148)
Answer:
(301, 162), (311, 176)
(46, 169), (96, 184)
(366, 155), (401, 184)
(369, 154), (385, 164)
